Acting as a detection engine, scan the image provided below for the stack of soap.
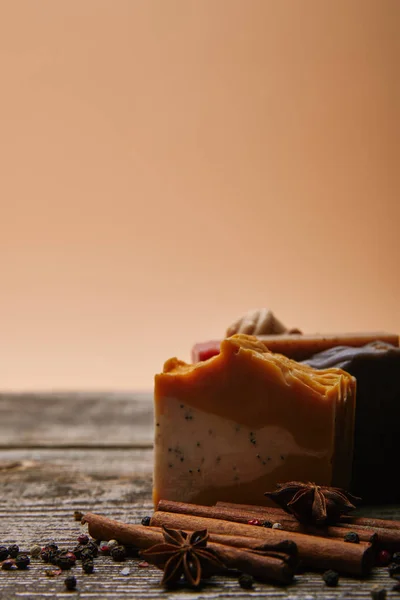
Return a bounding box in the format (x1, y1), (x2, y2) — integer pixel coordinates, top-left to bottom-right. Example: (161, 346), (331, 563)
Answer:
(304, 342), (400, 503)
(153, 335), (356, 506)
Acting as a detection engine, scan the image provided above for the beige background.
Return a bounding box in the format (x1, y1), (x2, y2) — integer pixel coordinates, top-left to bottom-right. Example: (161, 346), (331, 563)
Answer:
(0, 0), (399, 391)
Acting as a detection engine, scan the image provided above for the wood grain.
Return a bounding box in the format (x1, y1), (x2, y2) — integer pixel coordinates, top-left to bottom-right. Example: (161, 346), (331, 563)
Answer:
(0, 392), (154, 447)
(1, 393), (399, 599)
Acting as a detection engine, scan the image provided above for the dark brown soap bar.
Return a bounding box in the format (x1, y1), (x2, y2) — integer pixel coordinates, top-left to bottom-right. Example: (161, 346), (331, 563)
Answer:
(304, 342), (400, 503)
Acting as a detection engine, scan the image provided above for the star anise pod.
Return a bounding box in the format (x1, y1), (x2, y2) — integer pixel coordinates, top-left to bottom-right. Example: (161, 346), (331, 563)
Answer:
(265, 481), (361, 526)
(140, 526), (224, 587)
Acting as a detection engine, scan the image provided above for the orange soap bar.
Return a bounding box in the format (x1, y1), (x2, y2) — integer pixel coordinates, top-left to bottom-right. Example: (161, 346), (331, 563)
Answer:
(154, 334), (356, 506)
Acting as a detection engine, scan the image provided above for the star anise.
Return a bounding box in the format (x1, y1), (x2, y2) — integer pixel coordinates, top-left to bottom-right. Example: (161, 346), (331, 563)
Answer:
(140, 526), (224, 587)
(265, 481), (361, 526)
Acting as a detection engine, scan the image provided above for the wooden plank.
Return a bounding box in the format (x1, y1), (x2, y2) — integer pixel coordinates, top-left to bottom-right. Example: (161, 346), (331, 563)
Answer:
(0, 393), (154, 447)
(1, 447), (400, 599)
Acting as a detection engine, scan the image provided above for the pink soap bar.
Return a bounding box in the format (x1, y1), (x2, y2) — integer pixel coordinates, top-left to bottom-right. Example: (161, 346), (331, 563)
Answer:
(192, 332), (399, 363)
(191, 341), (220, 363)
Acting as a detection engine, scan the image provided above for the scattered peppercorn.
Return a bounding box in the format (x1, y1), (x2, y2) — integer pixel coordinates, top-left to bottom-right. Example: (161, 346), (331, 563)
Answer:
(0, 546), (9, 561)
(82, 559), (94, 574)
(389, 563), (400, 577)
(80, 548), (96, 562)
(262, 520), (273, 528)
(238, 573), (254, 589)
(370, 587), (387, 600)
(15, 554), (30, 569)
(1, 559), (15, 570)
(64, 574), (77, 591)
(72, 544), (85, 559)
(99, 543), (110, 554)
(141, 516), (151, 526)
(85, 541), (98, 557)
(111, 545), (126, 562)
(77, 534), (89, 545)
(108, 540), (119, 551)
(272, 523), (283, 530)
(74, 510), (84, 522)
(393, 552), (400, 564)
(323, 569), (340, 587)
(8, 544), (19, 558)
(30, 544), (41, 558)
(138, 561), (149, 568)
(247, 519), (261, 526)
(344, 532), (360, 543)
(377, 550), (392, 566)
(56, 555), (74, 570)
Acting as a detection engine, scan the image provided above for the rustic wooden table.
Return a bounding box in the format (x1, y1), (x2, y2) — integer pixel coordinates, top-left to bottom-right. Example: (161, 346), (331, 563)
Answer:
(1, 393), (399, 599)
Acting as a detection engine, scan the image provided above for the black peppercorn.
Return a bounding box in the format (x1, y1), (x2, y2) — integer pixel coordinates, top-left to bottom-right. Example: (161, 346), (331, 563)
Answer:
(72, 544), (85, 559)
(1, 559), (15, 570)
(262, 520), (273, 528)
(85, 540), (98, 557)
(238, 574), (254, 589)
(141, 516), (151, 526)
(370, 587), (387, 600)
(8, 544), (20, 558)
(111, 545), (126, 562)
(344, 532), (360, 543)
(82, 559), (94, 574)
(56, 556), (74, 570)
(80, 547), (96, 562)
(74, 510), (84, 522)
(388, 563), (400, 577)
(323, 569), (340, 587)
(0, 546), (9, 561)
(15, 554), (30, 569)
(64, 574), (77, 590)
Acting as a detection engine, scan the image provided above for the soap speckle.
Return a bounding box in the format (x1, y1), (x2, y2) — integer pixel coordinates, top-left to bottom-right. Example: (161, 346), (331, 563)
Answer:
(197, 468), (201, 473)
(180, 457), (184, 462)
(280, 455), (285, 460)
(216, 456), (221, 463)
(189, 469), (193, 474)
(196, 442), (201, 447)
(208, 429), (213, 435)
(156, 423), (160, 427)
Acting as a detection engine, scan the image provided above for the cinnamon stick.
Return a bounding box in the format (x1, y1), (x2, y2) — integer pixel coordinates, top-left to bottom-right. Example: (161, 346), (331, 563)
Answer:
(157, 500), (377, 545)
(81, 512), (294, 583)
(214, 501), (400, 549)
(217, 501), (400, 531)
(151, 511), (373, 576)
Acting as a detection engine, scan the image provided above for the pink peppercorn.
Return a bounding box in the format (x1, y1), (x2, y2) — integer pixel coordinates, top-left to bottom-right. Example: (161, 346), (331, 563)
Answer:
(247, 519), (261, 526)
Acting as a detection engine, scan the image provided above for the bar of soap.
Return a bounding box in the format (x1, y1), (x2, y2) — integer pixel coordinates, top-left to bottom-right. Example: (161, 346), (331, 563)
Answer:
(192, 332), (399, 363)
(304, 342), (400, 502)
(154, 334), (356, 506)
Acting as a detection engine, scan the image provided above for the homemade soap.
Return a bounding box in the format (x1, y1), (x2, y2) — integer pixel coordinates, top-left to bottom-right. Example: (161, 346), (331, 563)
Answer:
(304, 342), (400, 502)
(154, 335), (356, 506)
(192, 332), (399, 363)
